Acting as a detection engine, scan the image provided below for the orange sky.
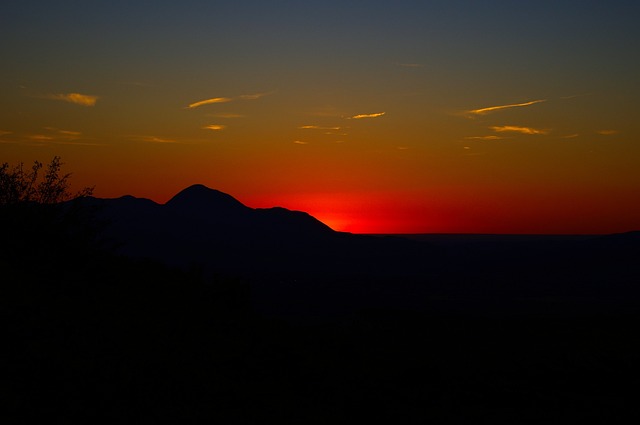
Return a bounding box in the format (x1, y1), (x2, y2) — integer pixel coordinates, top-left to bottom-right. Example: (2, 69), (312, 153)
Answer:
(2, 2), (639, 234)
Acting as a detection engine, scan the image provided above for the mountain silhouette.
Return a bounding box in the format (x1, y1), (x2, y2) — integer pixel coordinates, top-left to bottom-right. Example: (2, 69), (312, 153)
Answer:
(82, 184), (420, 275)
(77, 184), (640, 316)
(166, 184), (251, 217)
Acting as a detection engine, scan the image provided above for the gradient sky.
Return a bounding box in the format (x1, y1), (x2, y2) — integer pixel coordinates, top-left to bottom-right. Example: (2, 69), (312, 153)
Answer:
(2, 1), (639, 233)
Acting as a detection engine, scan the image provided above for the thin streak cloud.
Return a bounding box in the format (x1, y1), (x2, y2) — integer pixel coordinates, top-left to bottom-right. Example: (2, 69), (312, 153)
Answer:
(597, 129), (618, 135)
(293, 140), (308, 145)
(348, 112), (386, 119)
(464, 135), (505, 140)
(48, 93), (99, 107)
(490, 125), (549, 135)
(29, 134), (54, 141)
(187, 91), (273, 109)
(0, 127), (99, 146)
(187, 97), (233, 109)
(239, 91), (274, 100)
(44, 127), (82, 139)
(298, 125), (342, 130)
(210, 113), (244, 118)
(129, 135), (179, 144)
(203, 125), (226, 131)
(467, 99), (546, 116)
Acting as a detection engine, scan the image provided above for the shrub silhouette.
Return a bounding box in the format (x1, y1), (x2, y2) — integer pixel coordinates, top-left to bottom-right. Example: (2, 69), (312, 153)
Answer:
(0, 156), (93, 205)
(0, 157), (97, 279)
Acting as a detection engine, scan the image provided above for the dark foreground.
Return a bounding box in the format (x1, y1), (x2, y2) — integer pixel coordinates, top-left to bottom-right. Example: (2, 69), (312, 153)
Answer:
(2, 190), (640, 423)
(4, 234), (640, 424)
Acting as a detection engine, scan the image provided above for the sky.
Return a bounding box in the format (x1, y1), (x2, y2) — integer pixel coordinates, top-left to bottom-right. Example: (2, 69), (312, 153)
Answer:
(2, 0), (639, 233)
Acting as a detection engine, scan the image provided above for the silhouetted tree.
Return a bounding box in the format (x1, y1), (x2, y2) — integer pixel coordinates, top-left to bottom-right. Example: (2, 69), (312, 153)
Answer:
(1, 157), (97, 280)
(0, 156), (93, 205)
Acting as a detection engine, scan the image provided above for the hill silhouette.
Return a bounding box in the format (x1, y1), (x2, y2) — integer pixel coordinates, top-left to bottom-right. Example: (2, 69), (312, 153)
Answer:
(165, 184), (252, 217)
(70, 184), (640, 318)
(81, 184), (426, 277)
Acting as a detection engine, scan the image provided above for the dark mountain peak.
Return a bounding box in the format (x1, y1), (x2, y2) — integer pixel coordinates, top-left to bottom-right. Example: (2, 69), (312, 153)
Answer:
(165, 184), (249, 213)
(114, 194), (159, 206)
(255, 206), (335, 235)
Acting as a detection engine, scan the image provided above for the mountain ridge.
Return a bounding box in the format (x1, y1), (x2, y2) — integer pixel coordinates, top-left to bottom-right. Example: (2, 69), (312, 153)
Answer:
(165, 184), (250, 213)
(82, 184), (407, 274)
(78, 185), (640, 293)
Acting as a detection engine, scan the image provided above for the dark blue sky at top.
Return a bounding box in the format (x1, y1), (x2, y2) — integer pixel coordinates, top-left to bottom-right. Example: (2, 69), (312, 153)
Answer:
(3, 0), (638, 121)
(4, 1), (638, 80)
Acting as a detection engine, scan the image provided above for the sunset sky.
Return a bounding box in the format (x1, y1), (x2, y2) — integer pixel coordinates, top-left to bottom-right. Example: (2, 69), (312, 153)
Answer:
(2, 1), (639, 233)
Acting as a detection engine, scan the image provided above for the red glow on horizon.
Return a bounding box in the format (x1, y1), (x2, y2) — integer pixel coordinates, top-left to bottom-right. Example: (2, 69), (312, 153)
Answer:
(243, 190), (640, 235)
(93, 184), (640, 235)
(244, 192), (457, 234)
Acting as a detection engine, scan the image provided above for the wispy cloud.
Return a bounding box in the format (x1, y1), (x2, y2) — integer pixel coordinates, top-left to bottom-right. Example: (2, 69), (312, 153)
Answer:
(348, 112), (386, 119)
(203, 125), (226, 131)
(464, 135), (505, 140)
(26, 127), (84, 142)
(129, 135), (179, 144)
(187, 91), (273, 109)
(560, 93), (592, 100)
(210, 113), (244, 118)
(597, 129), (618, 135)
(187, 97), (233, 109)
(490, 125), (549, 135)
(561, 133), (579, 139)
(238, 91), (274, 100)
(0, 128), (100, 146)
(293, 140), (308, 145)
(58, 130), (82, 136)
(29, 134), (54, 141)
(467, 99), (546, 116)
(298, 125), (342, 130)
(44, 127), (82, 139)
(47, 93), (99, 107)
